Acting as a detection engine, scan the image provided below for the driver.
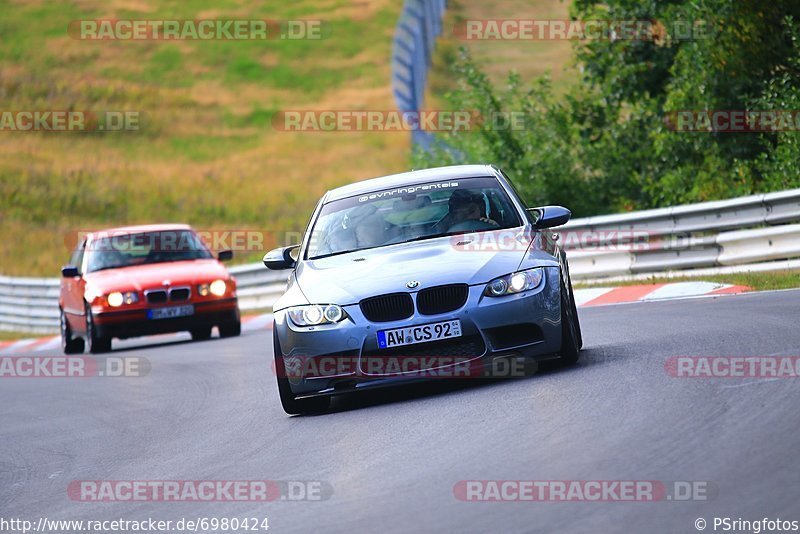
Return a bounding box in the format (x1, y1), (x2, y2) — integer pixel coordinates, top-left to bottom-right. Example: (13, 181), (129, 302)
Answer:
(443, 189), (499, 231)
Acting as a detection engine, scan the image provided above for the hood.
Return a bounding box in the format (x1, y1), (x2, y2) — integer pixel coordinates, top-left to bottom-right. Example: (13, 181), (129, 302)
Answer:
(83, 259), (230, 294)
(295, 229), (541, 305)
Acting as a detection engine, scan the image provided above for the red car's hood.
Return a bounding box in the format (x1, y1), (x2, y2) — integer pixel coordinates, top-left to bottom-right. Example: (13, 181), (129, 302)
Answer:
(84, 260), (231, 293)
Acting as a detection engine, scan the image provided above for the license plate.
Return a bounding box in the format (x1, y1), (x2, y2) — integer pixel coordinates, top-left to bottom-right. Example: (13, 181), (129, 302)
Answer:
(148, 305), (194, 320)
(377, 320), (462, 349)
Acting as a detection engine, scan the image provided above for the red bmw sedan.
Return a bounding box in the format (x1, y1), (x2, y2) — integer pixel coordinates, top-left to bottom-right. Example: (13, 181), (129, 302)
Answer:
(59, 224), (241, 353)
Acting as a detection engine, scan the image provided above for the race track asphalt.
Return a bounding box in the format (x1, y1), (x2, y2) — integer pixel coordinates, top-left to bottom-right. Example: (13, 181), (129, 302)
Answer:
(3, 289), (800, 533)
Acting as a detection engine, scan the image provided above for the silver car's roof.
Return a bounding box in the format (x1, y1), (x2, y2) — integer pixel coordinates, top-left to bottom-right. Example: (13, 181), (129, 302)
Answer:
(323, 164), (502, 202)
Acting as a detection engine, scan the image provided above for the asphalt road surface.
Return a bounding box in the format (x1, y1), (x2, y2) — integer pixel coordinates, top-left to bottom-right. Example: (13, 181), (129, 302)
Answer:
(3, 290), (800, 533)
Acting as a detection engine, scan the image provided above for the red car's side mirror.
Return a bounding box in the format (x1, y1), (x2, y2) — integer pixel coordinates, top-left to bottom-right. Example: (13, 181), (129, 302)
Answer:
(61, 265), (79, 278)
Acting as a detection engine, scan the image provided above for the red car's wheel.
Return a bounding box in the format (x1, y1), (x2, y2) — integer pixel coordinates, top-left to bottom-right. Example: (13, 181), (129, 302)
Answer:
(219, 320), (241, 338)
(190, 327), (212, 341)
(85, 303), (111, 354)
(60, 308), (85, 354)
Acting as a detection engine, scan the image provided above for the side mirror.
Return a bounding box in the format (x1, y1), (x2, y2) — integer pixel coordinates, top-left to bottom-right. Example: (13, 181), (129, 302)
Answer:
(529, 205), (571, 229)
(218, 250), (233, 262)
(61, 265), (79, 278)
(263, 245), (299, 270)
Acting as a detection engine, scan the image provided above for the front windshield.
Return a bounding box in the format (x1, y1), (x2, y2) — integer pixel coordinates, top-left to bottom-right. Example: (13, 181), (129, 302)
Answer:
(306, 176), (522, 259)
(86, 230), (213, 272)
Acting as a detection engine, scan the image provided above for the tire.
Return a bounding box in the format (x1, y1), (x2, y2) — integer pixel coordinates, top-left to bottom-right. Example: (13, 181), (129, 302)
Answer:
(190, 326), (212, 341)
(273, 325), (330, 415)
(60, 308), (85, 354)
(559, 279), (581, 365)
(219, 320), (241, 338)
(566, 274), (583, 350)
(85, 304), (111, 354)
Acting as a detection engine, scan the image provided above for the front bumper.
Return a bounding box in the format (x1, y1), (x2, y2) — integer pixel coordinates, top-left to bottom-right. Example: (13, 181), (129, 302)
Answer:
(274, 267), (562, 397)
(92, 298), (240, 339)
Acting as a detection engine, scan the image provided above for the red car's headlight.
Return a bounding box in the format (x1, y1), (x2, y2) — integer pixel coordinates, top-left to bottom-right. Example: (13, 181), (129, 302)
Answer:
(107, 291), (139, 307)
(198, 279), (228, 297)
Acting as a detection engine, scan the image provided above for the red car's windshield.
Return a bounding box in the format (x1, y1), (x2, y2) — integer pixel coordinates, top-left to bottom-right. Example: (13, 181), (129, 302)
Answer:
(85, 230), (213, 273)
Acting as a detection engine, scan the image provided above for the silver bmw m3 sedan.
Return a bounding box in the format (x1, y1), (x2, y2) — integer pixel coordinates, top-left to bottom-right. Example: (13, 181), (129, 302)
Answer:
(264, 164), (582, 414)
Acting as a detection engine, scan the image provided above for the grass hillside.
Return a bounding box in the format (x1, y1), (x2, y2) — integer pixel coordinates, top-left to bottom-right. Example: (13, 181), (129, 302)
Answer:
(0, 0), (408, 275)
(0, 0), (575, 277)
(429, 0), (576, 103)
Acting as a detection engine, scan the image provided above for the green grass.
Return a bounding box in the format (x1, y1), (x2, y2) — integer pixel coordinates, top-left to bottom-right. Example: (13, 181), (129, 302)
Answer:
(0, 0), (579, 277)
(0, 0), (410, 276)
(575, 271), (800, 292)
(428, 0), (578, 106)
(0, 330), (43, 341)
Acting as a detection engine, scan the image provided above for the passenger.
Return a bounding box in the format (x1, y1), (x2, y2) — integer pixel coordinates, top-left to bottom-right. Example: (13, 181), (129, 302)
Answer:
(355, 214), (389, 247)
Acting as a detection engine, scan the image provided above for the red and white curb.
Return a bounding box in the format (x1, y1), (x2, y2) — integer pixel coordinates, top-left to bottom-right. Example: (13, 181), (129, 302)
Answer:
(0, 313), (274, 355)
(0, 284), (752, 354)
(574, 281), (751, 307)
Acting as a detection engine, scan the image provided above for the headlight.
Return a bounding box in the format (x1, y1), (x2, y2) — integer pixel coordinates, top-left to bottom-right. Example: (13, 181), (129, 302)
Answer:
(198, 279), (228, 297)
(484, 268), (544, 297)
(288, 304), (347, 326)
(209, 279), (227, 296)
(106, 291), (138, 307)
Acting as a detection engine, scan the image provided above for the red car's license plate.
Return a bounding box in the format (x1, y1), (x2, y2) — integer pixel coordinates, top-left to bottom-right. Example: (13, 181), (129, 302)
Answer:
(148, 305), (195, 320)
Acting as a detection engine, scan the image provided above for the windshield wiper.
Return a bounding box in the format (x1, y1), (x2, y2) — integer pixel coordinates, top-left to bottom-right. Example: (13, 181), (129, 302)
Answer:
(310, 244), (385, 260)
(87, 265), (128, 273)
(310, 248), (363, 260)
(391, 230), (473, 246)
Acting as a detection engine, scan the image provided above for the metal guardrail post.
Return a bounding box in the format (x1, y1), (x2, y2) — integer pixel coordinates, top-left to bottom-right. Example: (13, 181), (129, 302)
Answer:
(391, 0), (447, 150)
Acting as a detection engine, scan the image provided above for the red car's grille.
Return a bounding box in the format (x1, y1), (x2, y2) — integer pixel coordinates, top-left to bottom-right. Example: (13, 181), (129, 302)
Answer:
(145, 288), (191, 304)
(145, 290), (167, 304)
(169, 287), (190, 302)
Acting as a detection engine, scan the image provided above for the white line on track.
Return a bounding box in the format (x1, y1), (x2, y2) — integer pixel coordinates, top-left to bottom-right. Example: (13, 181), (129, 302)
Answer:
(34, 337), (61, 352)
(0, 338), (41, 355)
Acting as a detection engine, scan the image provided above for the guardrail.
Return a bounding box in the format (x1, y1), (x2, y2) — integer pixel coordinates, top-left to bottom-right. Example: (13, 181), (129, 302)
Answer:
(391, 0), (447, 149)
(561, 188), (800, 278)
(0, 276), (60, 334)
(228, 264), (288, 311)
(561, 189), (800, 241)
(2, 189), (800, 333)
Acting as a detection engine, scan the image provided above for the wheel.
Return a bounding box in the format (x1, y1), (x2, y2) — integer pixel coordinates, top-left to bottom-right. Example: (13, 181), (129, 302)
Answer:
(60, 308), (85, 354)
(566, 273), (583, 350)
(190, 326), (212, 341)
(559, 279), (581, 365)
(273, 325), (330, 415)
(85, 303), (111, 354)
(219, 320), (241, 338)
